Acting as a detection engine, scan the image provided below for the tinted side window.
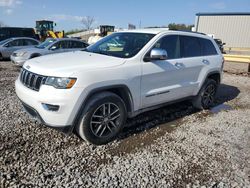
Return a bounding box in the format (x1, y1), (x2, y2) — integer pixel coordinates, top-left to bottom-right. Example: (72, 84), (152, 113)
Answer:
(53, 41), (67, 49)
(24, 39), (38, 45)
(180, 36), (202, 58)
(69, 41), (78, 48)
(8, 39), (23, 47)
(199, 38), (218, 56)
(71, 41), (88, 48)
(81, 42), (88, 48)
(77, 41), (88, 48)
(153, 35), (180, 59)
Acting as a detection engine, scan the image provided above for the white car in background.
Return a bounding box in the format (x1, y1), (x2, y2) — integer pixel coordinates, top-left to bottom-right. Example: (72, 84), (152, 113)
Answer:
(11, 38), (89, 66)
(15, 29), (223, 145)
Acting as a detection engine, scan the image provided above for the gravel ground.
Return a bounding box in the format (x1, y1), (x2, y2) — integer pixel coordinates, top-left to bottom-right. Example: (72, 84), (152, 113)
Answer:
(0, 61), (250, 187)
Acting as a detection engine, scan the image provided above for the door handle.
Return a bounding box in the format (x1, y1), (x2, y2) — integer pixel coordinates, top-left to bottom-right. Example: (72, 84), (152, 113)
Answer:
(202, 59), (210, 65)
(175, 62), (184, 68)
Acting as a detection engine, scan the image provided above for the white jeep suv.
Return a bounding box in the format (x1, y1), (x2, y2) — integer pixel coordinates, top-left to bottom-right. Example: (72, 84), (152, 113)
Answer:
(15, 29), (224, 145)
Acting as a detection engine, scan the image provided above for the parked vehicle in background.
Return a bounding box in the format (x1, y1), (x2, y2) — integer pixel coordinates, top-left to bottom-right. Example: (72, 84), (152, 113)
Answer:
(214, 38), (226, 54)
(15, 29), (223, 145)
(0, 27), (37, 42)
(11, 38), (89, 66)
(35, 20), (65, 41)
(0, 37), (40, 60)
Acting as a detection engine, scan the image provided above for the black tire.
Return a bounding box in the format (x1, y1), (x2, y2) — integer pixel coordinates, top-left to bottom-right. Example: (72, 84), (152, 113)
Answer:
(0, 53), (3, 61)
(192, 79), (218, 110)
(75, 91), (127, 145)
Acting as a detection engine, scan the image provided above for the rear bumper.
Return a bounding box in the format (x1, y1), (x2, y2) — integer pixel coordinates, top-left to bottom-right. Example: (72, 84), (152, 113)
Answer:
(21, 101), (72, 134)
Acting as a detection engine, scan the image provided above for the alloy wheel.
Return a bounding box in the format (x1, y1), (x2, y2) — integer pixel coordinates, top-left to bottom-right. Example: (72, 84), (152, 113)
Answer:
(90, 103), (121, 137)
(202, 84), (216, 107)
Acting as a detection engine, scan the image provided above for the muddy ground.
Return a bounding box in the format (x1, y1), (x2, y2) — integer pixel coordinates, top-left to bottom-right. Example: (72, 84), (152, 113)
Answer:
(0, 61), (249, 187)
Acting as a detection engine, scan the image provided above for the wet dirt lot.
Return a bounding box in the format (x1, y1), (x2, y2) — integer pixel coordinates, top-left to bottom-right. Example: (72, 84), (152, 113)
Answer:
(0, 61), (250, 187)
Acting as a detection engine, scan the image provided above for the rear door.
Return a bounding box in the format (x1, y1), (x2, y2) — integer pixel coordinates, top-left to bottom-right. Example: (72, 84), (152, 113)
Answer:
(199, 37), (220, 71)
(178, 35), (207, 95)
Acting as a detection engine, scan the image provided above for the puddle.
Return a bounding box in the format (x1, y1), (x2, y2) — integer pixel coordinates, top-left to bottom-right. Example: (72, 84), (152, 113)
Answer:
(210, 104), (233, 114)
(107, 118), (184, 156)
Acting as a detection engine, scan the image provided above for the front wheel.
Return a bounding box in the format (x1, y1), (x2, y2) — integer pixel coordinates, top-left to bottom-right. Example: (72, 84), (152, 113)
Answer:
(75, 92), (127, 145)
(192, 79), (218, 110)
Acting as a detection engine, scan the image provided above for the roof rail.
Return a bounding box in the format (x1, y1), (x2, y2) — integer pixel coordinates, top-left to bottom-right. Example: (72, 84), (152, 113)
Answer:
(168, 29), (206, 35)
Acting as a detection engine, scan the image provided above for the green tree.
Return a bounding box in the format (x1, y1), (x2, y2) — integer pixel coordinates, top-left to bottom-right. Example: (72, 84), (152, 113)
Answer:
(168, 23), (194, 31)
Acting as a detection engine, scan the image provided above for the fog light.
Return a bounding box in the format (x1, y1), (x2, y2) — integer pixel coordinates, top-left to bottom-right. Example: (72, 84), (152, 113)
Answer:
(42, 103), (60, 111)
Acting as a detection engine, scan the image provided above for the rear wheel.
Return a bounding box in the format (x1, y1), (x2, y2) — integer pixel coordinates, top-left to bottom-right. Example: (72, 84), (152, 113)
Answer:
(0, 53), (3, 61)
(192, 79), (218, 110)
(76, 92), (127, 145)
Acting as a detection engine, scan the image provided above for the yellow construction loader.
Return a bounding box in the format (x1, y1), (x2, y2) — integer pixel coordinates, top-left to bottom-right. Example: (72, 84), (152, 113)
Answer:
(35, 20), (64, 41)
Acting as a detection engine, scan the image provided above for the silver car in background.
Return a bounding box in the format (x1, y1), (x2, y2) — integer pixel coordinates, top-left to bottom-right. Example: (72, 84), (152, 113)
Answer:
(0, 37), (40, 60)
(11, 38), (89, 66)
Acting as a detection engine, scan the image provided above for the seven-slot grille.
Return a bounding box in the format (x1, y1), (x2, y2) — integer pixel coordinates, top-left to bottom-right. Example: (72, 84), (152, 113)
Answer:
(20, 69), (47, 91)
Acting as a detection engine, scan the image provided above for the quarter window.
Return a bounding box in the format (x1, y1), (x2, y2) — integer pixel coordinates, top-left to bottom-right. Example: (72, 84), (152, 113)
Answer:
(199, 38), (218, 56)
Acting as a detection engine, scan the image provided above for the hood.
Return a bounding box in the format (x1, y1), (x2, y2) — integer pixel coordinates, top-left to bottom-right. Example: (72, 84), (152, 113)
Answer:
(23, 51), (126, 77)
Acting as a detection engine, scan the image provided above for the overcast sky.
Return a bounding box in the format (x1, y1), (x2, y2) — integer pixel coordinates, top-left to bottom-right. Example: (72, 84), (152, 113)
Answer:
(0, 0), (250, 31)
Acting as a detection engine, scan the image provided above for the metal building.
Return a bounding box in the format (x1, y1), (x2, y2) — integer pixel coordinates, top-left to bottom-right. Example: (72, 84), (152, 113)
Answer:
(195, 12), (250, 48)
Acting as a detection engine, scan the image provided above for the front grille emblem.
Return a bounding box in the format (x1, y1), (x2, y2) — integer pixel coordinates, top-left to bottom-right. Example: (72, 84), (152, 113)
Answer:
(26, 65), (30, 69)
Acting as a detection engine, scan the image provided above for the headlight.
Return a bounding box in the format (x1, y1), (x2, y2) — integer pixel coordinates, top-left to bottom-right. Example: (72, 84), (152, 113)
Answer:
(44, 77), (77, 89)
(16, 52), (27, 57)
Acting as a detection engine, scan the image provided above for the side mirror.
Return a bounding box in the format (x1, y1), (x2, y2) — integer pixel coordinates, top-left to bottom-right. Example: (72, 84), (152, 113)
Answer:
(222, 43), (226, 45)
(150, 48), (168, 61)
(50, 46), (57, 50)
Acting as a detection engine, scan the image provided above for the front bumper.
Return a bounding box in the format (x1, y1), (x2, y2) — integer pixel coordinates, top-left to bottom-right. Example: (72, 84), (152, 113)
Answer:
(21, 101), (72, 134)
(11, 55), (28, 66)
(15, 77), (86, 131)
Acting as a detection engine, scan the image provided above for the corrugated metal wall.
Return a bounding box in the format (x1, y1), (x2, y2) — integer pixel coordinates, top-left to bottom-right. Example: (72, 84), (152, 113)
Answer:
(196, 15), (250, 48)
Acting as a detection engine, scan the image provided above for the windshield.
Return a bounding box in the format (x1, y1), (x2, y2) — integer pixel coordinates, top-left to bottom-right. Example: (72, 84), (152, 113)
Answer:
(0, 38), (11, 46)
(36, 38), (56, 49)
(86, 32), (155, 58)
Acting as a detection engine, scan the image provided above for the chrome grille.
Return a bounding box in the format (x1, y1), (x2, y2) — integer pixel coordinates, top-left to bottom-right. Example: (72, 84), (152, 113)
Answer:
(20, 69), (47, 91)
